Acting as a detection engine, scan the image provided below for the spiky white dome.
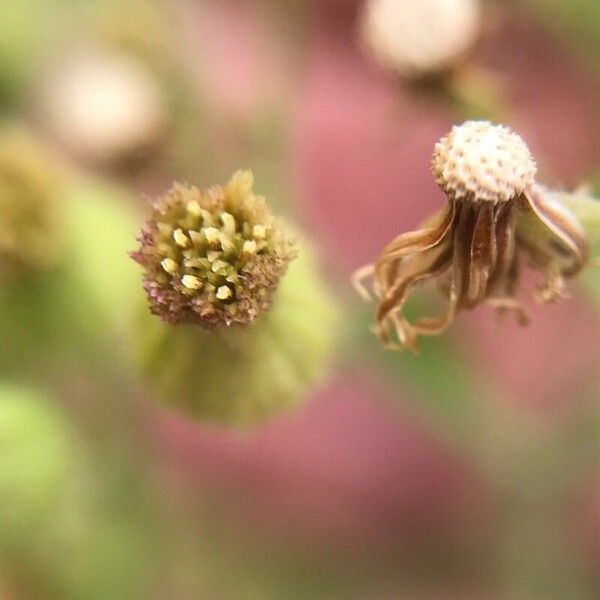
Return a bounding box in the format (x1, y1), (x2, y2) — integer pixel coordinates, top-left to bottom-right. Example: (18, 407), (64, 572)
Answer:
(432, 121), (537, 203)
(362, 0), (481, 76)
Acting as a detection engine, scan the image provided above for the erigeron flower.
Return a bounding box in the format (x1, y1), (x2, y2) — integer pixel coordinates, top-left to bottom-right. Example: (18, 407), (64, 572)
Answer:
(361, 0), (481, 78)
(353, 121), (590, 351)
(131, 170), (296, 328)
(131, 171), (337, 423)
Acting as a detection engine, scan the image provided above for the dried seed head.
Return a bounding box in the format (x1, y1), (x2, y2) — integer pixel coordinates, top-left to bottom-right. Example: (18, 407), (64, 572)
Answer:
(432, 121), (537, 203)
(131, 170), (296, 327)
(361, 0), (481, 77)
(355, 121), (593, 352)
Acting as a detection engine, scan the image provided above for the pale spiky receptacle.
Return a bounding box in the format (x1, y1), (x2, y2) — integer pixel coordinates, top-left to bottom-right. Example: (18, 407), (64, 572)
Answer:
(0, 131), (61, 277)
(361, 0), (481, 78)
(131, 170), (296, 328)
(131, 171), (336, 424)
(431, 121), (537, 203)
(354, 121), (590, 351)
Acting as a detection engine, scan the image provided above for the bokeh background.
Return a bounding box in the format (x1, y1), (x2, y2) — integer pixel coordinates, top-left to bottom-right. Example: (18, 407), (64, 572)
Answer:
(0, 0), (599, 598)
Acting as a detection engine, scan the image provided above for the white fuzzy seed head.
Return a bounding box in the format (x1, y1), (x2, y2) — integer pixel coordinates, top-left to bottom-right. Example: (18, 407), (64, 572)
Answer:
(361, 0), (481, 77)
(432, 121), (537, 203)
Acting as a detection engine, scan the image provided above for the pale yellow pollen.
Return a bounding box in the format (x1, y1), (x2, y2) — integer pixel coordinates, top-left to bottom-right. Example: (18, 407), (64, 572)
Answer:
(181, 274), (202, 290)
(186, 200), (201, 217)
(252, 224), (266, 240)
(199, 208), (214, 226)
(221, 212), (236, 236)
(218, 231), (235, 253)
(161, 257), (178, 274)
(173, 228), (190, 248)
(203, 227), (220, 245)
(242, 240), (257, 254)
(216, 285), (233, 300)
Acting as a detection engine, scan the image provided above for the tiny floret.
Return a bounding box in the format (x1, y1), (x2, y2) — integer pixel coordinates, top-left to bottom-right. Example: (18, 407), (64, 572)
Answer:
(242, 240), (257, 255)
(173, 228), (189, 248)
(161, 258), (178, 274)
(203, 227), (220, 246)
(253, 224), (267, 240)
(181, 275), (202, 290)
(216, 285), (233, 300)
(187, 200), (201, 217)
(432, 121), (537, 203)
(131, 170), (296, 327)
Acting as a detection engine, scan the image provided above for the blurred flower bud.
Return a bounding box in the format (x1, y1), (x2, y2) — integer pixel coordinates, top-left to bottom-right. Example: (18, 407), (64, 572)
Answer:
(0, 385), (82, 549)
(93, 0), (172, 63)
(132, 172), (338, 424)
(41, 50), (167, 166)
(0, 136), (144, 376)
(0, 129), (63, 278)
(361, 0), (481, 78)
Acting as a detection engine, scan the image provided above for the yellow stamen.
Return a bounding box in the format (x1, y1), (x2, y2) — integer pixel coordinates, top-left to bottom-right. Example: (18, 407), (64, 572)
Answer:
(216, 285), (233, 300)
(161, 258), (178, 274)
(187, 200), (201, 217)
(242, 240), (257, 255)
(252, 224), (266, 240)
(221, 212), (236, 236)
(173, 228), (190, 248)
(181, 274), (202, 290)
(204, 227), (220, 245)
